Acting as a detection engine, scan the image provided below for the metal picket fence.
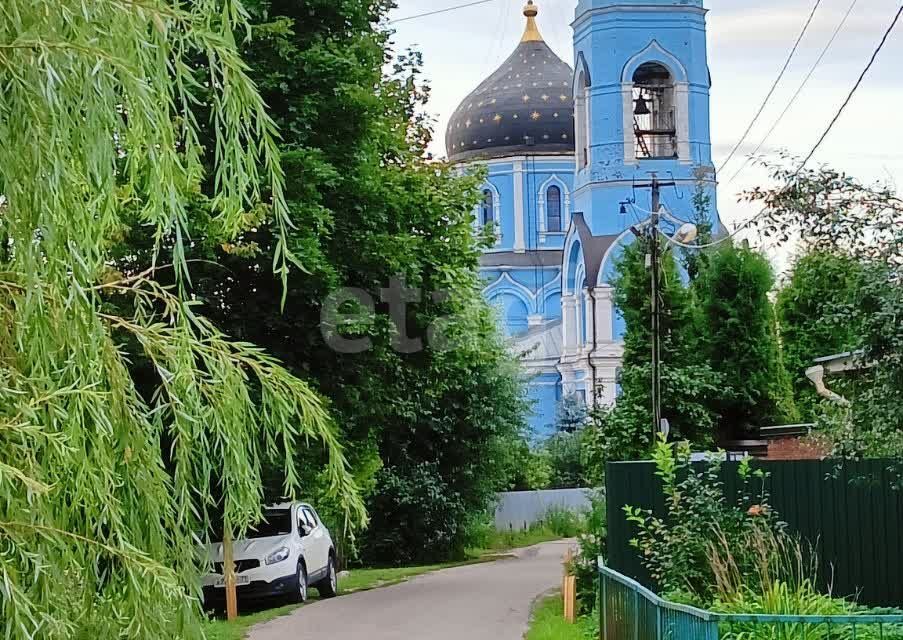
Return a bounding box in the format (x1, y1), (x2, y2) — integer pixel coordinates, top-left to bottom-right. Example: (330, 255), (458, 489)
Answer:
(599, 561), (903, 640)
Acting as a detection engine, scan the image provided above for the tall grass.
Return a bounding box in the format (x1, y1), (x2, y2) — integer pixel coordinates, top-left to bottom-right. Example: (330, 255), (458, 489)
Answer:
(470, 505), (589, 551)
(704, 528), (903, 640)
(543, 506), (587, 538)
(707, 525), (820, 605)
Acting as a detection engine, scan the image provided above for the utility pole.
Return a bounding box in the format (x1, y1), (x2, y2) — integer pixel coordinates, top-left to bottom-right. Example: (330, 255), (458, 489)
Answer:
(650, 180), (662, 444)
(632, 173), (674, 442)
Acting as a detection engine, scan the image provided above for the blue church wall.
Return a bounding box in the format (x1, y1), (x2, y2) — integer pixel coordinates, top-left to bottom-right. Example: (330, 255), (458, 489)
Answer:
(481, 269), (558, 295)
(507, 268), (558, 290)
(482, 172), (515, 251)
(479, 157), (577, 253)
(487, 292), (530, 337)
(482, 268), (563, 322)
(527, 375), (562, 438)
(521, 160), (576, 252)
(542, 292), (562, 320)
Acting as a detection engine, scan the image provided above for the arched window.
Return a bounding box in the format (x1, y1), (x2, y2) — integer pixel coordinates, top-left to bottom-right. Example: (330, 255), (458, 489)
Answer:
(632, 62), (676, 159)
(480, 189), (494, 226)
(546, 186), (562, 232)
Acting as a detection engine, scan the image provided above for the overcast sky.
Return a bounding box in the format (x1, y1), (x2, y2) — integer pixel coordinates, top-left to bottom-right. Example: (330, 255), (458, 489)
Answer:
(386, 0), (903, 268)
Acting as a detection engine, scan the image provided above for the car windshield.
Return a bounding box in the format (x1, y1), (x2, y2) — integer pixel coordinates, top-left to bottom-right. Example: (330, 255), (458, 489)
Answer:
(246, 510), (293, 539)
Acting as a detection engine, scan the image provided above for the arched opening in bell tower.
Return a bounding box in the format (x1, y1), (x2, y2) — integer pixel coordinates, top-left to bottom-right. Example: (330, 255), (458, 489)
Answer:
(574, 67), (590, 170)
(632, 62), (677, 159)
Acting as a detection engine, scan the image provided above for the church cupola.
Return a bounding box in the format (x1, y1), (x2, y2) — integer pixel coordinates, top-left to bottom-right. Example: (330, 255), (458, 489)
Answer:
(445, 2), (575, 163)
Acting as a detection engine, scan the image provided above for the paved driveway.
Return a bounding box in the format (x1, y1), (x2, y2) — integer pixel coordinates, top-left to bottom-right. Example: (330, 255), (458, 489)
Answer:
(248, 540), (572, 640)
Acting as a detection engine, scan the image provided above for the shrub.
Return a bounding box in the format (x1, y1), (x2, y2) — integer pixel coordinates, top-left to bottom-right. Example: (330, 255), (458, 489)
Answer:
(625, 436), (786, 602)
(573, 495), (607, 611)
(362, 463), (470, 564)
(504, 440), (553, 491)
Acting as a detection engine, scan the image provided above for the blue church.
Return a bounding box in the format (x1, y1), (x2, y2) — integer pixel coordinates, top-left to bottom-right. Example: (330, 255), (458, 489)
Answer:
(445, 0), (721, 437)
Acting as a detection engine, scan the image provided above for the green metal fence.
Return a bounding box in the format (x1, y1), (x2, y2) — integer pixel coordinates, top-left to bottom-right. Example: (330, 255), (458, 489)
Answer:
(600, 562), (903, 640)
(606, 459), (903, 606)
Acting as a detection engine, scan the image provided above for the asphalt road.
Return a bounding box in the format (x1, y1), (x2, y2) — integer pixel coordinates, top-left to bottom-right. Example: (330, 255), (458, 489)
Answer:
(247, 540), (572, 640)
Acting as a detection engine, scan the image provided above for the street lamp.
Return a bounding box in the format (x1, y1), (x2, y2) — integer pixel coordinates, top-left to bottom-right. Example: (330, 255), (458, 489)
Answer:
(673, 222), (698, 245)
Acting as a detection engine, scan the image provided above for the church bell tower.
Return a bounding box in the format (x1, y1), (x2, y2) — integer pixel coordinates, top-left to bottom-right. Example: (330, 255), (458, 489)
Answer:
(571, 0), (719, 236)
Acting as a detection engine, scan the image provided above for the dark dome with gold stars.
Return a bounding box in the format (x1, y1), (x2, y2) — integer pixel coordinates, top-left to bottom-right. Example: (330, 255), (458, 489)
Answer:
(446, 1), (574, 163)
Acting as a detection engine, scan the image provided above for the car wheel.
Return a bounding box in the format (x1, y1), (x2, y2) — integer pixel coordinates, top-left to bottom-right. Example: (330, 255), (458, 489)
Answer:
(316, 556), (338, 598)
(290, 562), (308, 604)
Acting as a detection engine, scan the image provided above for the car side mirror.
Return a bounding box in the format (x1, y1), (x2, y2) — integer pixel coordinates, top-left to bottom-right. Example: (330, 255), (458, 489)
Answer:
(299, 524), (311, 537)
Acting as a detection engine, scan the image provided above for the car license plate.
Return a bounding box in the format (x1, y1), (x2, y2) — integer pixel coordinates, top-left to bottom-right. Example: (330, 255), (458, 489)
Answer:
(215, 575), (250, 588)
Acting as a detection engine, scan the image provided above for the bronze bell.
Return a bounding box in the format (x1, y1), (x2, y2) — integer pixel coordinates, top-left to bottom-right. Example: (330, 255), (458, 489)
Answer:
(634, 95), (651, 116)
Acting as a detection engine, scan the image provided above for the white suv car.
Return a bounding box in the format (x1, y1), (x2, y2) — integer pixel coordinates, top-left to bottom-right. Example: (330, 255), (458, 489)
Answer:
(203, 502), (338, 607)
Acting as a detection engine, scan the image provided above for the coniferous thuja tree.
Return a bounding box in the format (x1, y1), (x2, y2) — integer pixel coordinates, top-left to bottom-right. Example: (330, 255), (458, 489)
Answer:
(0, 2), (363, 638)
(582, 240), (721, 475)
(694, 244), (798, 436)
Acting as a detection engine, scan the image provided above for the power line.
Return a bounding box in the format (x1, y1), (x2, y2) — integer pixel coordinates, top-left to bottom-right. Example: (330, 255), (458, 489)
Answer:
(388, 0), (499, 24)
(728, 0), (859, 185)
(717, 0), (824, 175)
(800, 3), (903, 167)
(667, 3), (903, 252)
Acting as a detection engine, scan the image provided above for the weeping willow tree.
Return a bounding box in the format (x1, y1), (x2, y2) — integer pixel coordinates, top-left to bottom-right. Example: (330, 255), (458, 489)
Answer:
(0, 1), (365, 637)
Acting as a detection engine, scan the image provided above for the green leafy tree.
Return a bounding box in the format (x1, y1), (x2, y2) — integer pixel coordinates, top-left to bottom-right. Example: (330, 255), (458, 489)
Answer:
(0, 2), (362, 638)
(543, 431), (586, 489)
(775, 251), (865, 420)
(694, 244), (798, 435)
(114, 0), (528, 563)
(502, 438), (553, 491)
(748, 161), (902, 458)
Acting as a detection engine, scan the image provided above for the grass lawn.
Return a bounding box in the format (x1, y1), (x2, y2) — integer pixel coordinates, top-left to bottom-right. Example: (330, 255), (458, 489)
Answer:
(202, 553), (509, 640)
(525, 594), (593, 640)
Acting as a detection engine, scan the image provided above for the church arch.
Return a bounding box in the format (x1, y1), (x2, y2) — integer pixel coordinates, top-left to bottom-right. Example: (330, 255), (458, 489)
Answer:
(596, 231), (637, 341)
(537, 175), (571, 233)
(537, 278), (563, 320)
(631, 62), (677, 159)
(476, 180), (502, 227)
(488, 293), (530, 337)
(483, 273), (535, 309)
(542, 291), (563, 320)
(573, 61), (591, 170)
(563, 235), (584, 296)
(620, 40), (688, 84)
(621, 41), (689, 163)
(597, 228), (635, 288)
